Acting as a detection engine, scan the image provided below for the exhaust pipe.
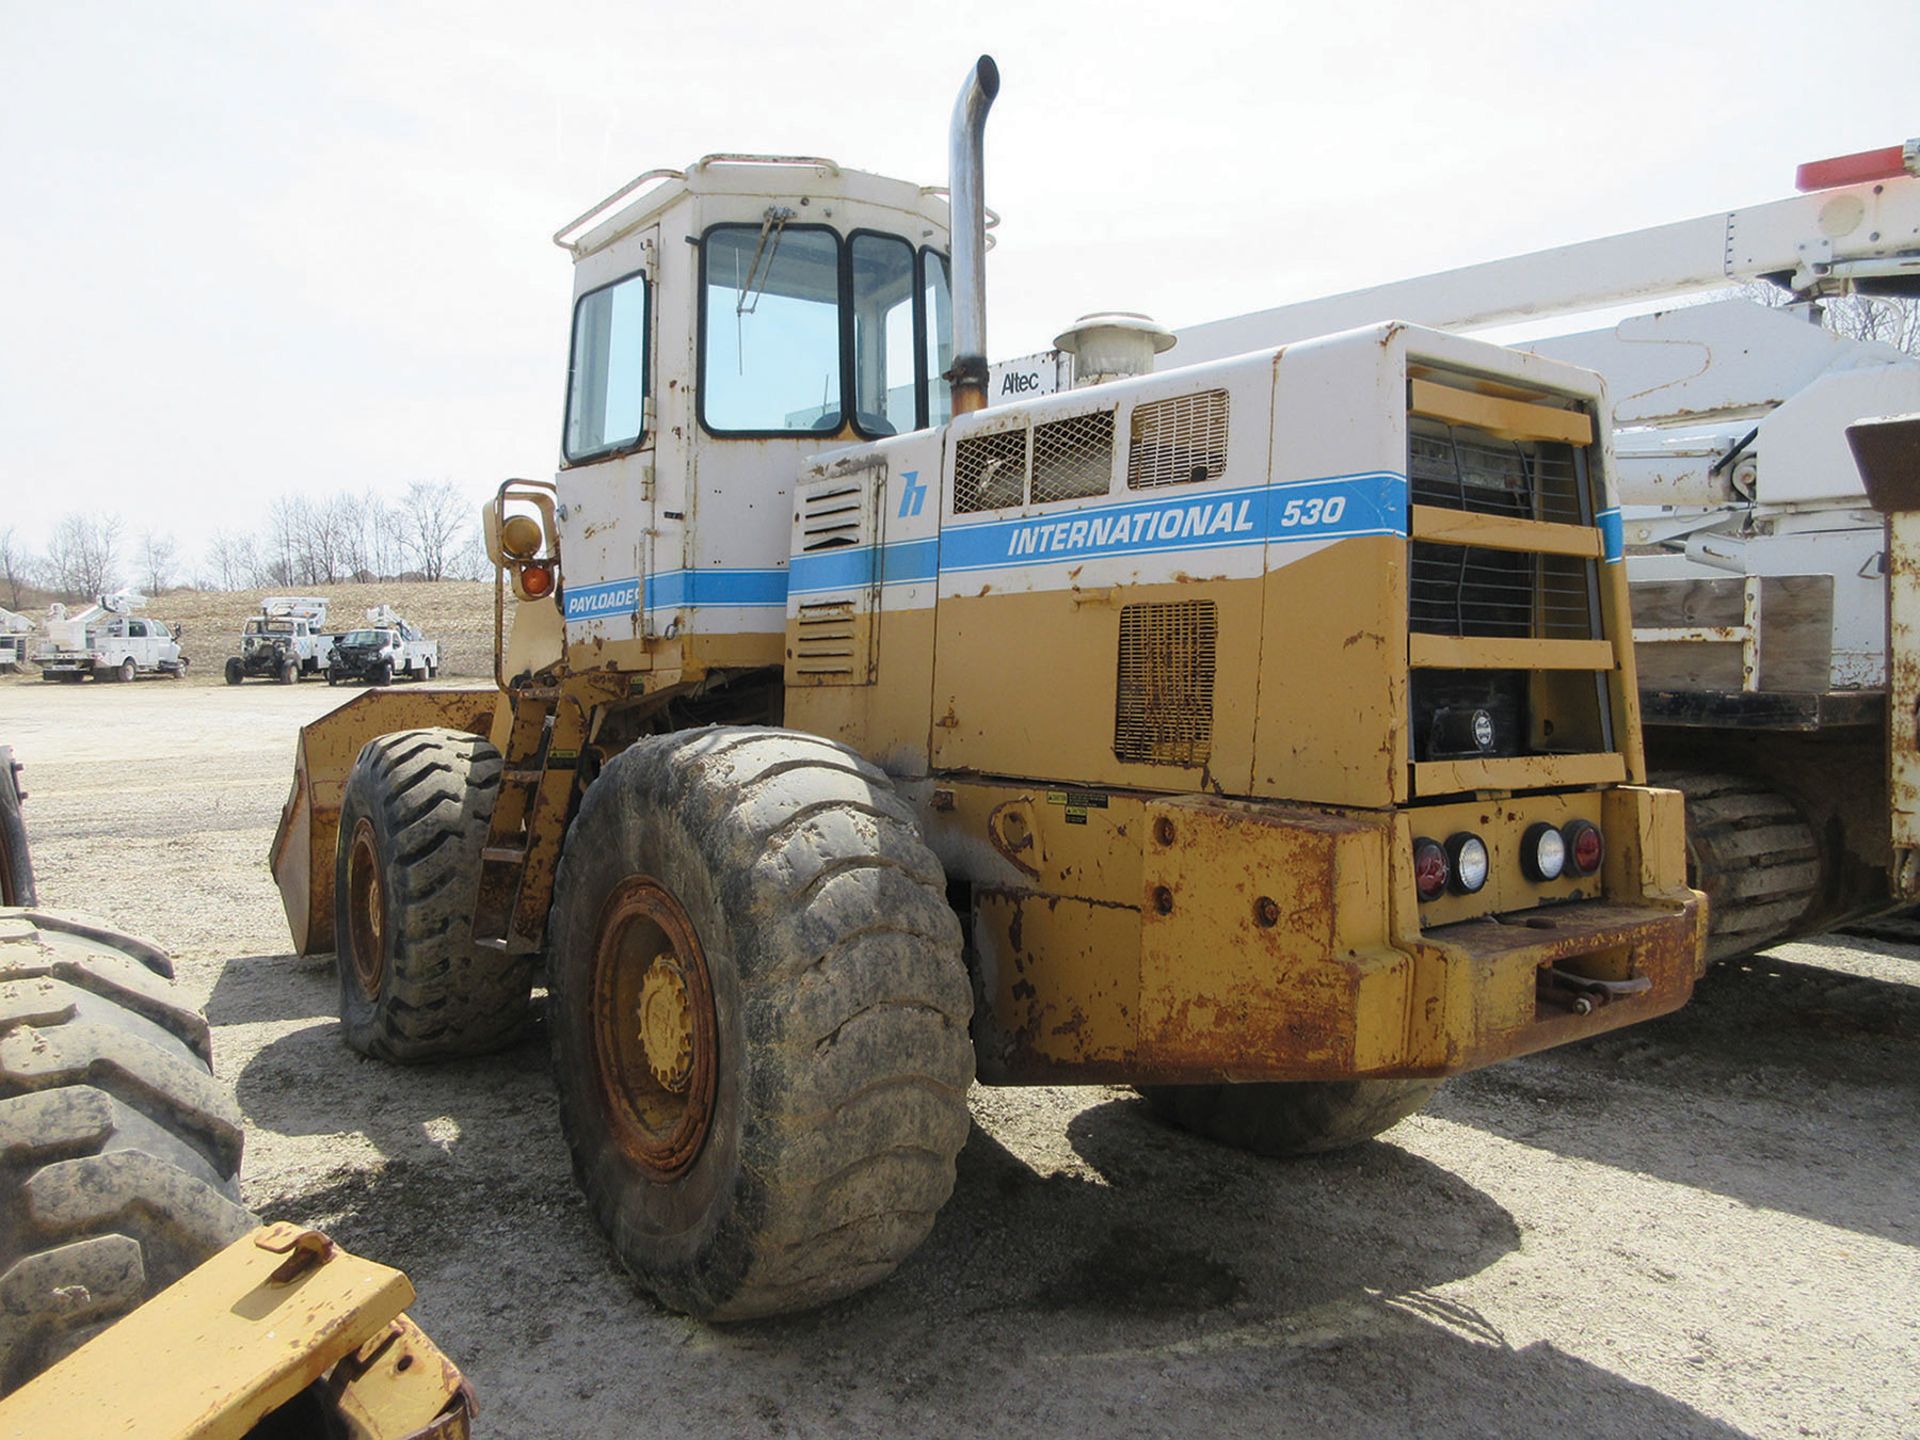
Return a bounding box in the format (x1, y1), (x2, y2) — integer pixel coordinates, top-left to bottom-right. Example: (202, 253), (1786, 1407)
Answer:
(947, 55), (999, 417)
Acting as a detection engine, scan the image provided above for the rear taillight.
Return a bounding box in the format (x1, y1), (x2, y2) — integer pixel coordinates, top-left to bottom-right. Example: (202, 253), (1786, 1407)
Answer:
(1413, 837), (1449, 902)
(1446, 833), (1489, 895)
(1521, 822), (1566, 882)
(1563, 819), (1603, 876)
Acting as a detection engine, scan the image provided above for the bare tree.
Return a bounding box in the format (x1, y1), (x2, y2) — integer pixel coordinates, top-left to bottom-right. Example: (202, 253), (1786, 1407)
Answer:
(45, 513), (122, 598)
(138, 529), (178, 594)
(1730, 281), (1920, 355)
(0, 527), (36, 609)
(399, 479), (469, 582)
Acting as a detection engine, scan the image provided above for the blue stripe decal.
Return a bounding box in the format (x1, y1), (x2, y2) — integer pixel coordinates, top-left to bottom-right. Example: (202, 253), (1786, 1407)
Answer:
(938, 473), (1408, 575)
(644, 569), (789, 609)
(789, 538), (940, 595)
(1598, 508), (1624, 564)
(563, 577), (641, 624)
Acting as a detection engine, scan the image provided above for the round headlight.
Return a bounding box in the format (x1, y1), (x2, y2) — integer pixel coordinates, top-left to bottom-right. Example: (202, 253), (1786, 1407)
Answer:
(500, 513), (543, 559)
(1522, 821), (1566, 882)
(1563, 820), (1604, 876)
(1446, 833), (1489, 894)
(1412, 836), (1449, 902)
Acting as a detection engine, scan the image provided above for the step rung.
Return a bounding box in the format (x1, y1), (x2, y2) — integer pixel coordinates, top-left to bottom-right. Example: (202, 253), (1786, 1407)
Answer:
(481, 844), (527, 864)
(502, 768), (544, 783)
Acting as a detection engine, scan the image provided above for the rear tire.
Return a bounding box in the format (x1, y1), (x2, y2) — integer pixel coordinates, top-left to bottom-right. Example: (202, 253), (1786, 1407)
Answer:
(1652, 770), (1820, 962)
(333, 729), (534, 1061)
(0, 909), (253, 1395)
(547, 727), (974, 1320)
(1138, 1078), (1441, 1156)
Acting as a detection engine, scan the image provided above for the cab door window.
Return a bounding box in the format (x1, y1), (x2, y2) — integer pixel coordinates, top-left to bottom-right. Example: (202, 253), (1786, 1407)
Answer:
(565, 271), (649, 462)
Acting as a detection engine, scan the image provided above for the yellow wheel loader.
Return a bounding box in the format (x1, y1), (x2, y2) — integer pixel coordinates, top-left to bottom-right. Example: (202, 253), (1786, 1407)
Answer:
(270, 58), (1706, 1321)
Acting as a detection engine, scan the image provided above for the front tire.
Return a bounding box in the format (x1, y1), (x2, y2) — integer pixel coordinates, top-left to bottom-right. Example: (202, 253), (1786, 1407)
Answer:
(372, 660), (394, 687)
(333, 729), (535, 1061)
(1138, 1079), (1441, 1156)
(547, 727), (974, 1321)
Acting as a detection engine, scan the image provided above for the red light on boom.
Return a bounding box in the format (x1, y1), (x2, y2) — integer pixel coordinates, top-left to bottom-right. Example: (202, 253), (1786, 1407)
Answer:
(1795, 142), (1914, 192)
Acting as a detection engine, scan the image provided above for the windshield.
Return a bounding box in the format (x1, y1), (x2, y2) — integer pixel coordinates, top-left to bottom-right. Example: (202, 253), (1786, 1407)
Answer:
(244, 619), (295, 635)
(340, 630), (389, 645)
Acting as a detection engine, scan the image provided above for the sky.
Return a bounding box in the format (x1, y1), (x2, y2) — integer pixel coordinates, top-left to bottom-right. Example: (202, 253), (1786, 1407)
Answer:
(3, 0), (1916, 575)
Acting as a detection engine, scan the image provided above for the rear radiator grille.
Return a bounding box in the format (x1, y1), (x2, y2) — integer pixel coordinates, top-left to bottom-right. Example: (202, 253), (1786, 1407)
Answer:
(1409, 417), (1585, 525)
(1115, 601), (1216, 766)
(1129, 390), (1230, 489)
(1410, 545), (1597, 639)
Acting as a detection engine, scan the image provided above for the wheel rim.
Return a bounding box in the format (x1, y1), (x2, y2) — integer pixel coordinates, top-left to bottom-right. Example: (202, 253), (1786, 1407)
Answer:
(345, 817), (387, 1000)
(589, 876), (718, 1180)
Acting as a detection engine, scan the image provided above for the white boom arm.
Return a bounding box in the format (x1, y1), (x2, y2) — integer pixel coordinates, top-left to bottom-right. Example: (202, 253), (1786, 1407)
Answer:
(1174, 168), (1920, 366)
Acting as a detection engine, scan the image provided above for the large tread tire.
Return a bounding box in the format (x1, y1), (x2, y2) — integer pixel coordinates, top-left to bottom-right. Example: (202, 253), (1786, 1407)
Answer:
(1138, 1078), (1441, 1156)
(0, 908), (253, 1394)
(547, 727), (974, 1321)
(0, 751), (32, 908)
(1652, 770), (1820, 963)
(334, 728), (534, 1062)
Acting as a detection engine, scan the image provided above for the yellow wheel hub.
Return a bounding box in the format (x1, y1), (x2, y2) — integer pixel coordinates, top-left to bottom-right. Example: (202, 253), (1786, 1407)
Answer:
(637, 955), (696, 1093)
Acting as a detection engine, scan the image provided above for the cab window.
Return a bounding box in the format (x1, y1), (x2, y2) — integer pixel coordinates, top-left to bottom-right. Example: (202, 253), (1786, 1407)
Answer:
(850, 233), (916, 438)
(701, 224), (843, 435)
(565, 271), (649, 462)
(922, 250), (953, 428)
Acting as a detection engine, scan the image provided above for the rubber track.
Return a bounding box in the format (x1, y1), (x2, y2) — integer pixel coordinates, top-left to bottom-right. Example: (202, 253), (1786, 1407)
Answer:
(0, 909), (253, 1394)
(1653, 770), (1821, 963)
(339, 729), (533, 1061)
(555, 727), (974, 1319)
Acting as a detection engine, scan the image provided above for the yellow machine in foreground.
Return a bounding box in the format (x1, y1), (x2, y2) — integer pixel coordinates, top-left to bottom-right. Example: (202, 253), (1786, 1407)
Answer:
(271, 58), (1705, 1321)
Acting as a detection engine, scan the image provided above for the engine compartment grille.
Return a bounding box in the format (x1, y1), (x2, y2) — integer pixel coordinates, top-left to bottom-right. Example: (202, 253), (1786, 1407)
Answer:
(1409, 417), (1585, 526)
(1115, 600), (1216, 766)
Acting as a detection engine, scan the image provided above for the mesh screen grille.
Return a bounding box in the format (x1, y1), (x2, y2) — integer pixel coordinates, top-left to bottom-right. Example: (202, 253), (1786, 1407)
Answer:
(1408, 418), (1585, 525)
(954, 430), (1028, 513)
(1115, 601), (1216, 766)
(1031, 412), (1115, 504)
(1129, 390), (1230, 489)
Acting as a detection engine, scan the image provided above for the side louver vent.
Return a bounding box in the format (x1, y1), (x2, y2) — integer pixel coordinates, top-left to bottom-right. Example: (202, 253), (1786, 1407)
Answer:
(799, 481), (866, 552)
(1115, 600), (1217, 766)
(792, 600), (862, 680)
(1129, 390), (1229, 489)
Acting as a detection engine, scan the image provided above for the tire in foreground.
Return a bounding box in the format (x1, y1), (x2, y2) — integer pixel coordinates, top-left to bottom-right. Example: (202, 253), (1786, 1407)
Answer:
(0, 909), (253, 1394)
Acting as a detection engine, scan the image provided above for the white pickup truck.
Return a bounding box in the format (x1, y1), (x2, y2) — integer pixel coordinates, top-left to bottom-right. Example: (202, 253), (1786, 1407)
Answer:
(39, 609), (187, 683)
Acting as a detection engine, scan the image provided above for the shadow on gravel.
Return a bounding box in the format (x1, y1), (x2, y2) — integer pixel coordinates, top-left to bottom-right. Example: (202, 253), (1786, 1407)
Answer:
(1437, 946), (1920, 1245)
(684, 1097), (1744, 1439)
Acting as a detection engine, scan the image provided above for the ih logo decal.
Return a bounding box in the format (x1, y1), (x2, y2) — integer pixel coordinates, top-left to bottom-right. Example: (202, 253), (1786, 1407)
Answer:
(898, 469), (927, 519)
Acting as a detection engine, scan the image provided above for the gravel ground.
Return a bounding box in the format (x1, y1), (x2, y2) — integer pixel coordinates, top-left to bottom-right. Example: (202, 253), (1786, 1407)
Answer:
(2, 681), (1915, 1439)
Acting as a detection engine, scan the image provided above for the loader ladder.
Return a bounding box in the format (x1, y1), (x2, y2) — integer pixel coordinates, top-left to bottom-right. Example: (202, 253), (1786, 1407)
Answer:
(472, 686), (587, 954)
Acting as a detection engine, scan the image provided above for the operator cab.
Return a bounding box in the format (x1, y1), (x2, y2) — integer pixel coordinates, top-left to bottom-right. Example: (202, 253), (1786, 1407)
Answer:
(539, 158), (955, 675)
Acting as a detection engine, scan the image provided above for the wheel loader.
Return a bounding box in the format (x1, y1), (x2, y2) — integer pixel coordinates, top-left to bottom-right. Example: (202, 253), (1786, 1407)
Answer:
(269, 57), (1707, 1321)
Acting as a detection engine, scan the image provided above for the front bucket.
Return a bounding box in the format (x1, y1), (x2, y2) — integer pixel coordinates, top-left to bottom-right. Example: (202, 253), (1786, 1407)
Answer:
(271, 687), (498, 955)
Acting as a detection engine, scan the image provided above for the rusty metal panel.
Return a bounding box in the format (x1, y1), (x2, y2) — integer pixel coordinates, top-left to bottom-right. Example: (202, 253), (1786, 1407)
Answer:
(1135, 798), (1409, 1078)
(1887, 508), (1920, 880)
(0, 1223), (413, 1440)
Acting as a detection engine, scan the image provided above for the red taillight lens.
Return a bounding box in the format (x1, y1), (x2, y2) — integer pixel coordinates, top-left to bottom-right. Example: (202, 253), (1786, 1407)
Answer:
(1563, 820), (1603, 876)
(1413, 836), (1449, 902)
(520, 563), (554, 598)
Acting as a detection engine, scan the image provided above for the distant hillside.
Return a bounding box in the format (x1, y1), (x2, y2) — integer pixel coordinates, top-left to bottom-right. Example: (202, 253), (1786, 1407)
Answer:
(2, 580), (498, 684)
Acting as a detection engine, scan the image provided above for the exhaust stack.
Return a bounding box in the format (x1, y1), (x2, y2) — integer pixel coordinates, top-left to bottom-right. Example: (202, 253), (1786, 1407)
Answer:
(947, 55), (1000, 416)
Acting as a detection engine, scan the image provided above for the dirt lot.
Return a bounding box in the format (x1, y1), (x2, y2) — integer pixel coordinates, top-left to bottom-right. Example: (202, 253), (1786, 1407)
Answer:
(2, 682), (1915, 1438)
